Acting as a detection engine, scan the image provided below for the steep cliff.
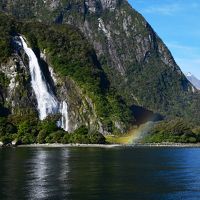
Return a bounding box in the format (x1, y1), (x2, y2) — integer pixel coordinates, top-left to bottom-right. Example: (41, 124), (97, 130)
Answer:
(0, 0), (200, 137)
(0, 0), (195, 113)
(0, 13), (132, 135)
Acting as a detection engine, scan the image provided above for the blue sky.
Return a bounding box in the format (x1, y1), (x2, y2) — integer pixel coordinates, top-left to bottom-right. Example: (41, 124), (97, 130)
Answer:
(128, 0), (200, 78)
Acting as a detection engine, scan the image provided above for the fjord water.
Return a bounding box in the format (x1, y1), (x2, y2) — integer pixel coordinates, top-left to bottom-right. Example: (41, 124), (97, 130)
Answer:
(1, 147), (200, 200)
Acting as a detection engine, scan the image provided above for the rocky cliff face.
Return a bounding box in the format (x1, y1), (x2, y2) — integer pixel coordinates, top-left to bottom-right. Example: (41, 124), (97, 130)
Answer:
(0, 0), (199, 133)
(0, 51), (104, 133)
(41, 51), (108, 133)
(18, 0), (193, 115)
(0, 14), (131, 134)
(0, 53), (37, 116)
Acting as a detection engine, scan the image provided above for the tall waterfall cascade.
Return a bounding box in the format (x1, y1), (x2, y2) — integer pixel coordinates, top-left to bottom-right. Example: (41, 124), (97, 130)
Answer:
(19, 36), (69, 131)
(60, 101), (69, 131)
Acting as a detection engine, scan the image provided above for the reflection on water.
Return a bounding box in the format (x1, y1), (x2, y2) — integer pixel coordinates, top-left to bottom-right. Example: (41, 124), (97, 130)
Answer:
(28, 150), (48, 199)
(26, 149), (70, 200)
(1, 147), (200, 200)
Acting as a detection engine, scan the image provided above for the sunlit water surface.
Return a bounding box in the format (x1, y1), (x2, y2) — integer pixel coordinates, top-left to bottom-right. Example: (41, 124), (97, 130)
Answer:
(0, 147), (200, 200)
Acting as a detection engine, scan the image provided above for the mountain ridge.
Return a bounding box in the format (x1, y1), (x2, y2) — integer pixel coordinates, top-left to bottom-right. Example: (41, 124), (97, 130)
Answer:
(0, 0), (200, 139)
(186, 72), (200, 90)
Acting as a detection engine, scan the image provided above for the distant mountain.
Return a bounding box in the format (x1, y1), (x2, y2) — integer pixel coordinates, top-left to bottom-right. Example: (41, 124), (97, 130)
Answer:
(186, 72), (200, 90)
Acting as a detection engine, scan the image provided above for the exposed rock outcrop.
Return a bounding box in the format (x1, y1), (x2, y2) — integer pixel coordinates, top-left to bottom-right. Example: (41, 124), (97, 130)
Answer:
(0, 0), (199, 132)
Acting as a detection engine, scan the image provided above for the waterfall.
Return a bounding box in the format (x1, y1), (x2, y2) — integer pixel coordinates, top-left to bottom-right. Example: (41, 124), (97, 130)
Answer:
(60, 101), (69, 131)
(20, 36), (59, 120)
(19, 36), (69, 131)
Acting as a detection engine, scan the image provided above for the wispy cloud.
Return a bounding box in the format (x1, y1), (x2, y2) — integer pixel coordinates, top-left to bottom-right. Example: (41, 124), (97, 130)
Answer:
(166, 42), (200, 77)
(133, 0), (200, 16)
(167, 43), (199, 53)
(142, 3), (184, 16)
(131, 0), (200, 77)
(177, 58), (200, 66)
(176, 58), (200, 77)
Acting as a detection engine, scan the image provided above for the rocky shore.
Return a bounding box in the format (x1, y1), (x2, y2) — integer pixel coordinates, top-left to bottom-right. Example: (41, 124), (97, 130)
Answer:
(132, 143), (200, 148)
(2, 142), (200, 148)
(17, 143), (121, 148)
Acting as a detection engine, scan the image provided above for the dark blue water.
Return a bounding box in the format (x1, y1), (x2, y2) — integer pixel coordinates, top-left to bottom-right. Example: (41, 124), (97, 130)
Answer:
(0, 147), (200, 200)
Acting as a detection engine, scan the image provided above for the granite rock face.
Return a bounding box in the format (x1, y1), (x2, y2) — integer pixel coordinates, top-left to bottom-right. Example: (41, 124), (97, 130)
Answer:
(40, 52), (108, 134)
(52, 0), (193, 114)
(0, 38), (111, 134)
(0, 0), (198, 131)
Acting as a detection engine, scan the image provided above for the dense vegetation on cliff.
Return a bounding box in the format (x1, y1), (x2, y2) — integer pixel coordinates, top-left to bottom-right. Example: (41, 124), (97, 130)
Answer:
(1, 0), (199, 120)
(22, 21), (132, 130)
(1, 0), (200, 144)
(143, 119), (200, 143)
(0, 114), (106, 145)
(0, 12), (132, 137)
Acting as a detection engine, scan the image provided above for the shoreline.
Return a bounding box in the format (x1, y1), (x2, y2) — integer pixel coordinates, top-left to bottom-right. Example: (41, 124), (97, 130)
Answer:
(17, 143), (121, 148)
(2, 142), (200, 148)
(8, 143), (200, 148)
(132, 143), (200, 148)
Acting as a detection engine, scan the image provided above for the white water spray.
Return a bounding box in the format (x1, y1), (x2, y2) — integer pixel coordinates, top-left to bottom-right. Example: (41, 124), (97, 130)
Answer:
(60, 101), (69, 131)
(19, 36), (69, 131)
(20, 36), (59, 120)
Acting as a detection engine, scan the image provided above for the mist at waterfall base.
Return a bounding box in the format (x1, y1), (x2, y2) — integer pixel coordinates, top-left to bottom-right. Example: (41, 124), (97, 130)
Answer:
(18, 36), (69, 131)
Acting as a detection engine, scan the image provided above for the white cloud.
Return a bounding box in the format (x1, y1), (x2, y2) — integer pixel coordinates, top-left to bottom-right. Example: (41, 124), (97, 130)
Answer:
(142, 3), (184, 15)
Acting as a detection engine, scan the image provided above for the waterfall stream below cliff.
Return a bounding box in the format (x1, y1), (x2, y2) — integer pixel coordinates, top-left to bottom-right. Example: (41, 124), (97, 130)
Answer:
(19, 36), (69, 131)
